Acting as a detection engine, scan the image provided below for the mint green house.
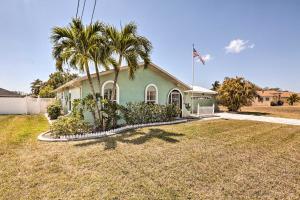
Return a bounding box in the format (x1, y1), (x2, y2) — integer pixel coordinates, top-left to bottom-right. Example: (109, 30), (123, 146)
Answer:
(54, 63), (217, 122)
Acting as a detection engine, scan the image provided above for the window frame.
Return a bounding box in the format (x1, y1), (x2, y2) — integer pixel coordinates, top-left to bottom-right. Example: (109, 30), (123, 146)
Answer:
(145, 84), (158, 104)
(101, 80), (120, 103)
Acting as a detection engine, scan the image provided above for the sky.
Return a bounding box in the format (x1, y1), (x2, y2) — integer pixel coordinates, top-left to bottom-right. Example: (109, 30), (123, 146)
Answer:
(0, 0), (299, 92)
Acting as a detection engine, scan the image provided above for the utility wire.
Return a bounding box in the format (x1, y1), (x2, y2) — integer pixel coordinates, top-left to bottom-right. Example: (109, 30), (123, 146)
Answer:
(75, 0), (80, 18)
(90, 0), (97, 24)
(81, 0), (87, 20)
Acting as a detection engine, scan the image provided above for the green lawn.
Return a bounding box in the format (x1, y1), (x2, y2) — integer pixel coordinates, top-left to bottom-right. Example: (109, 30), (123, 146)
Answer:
(0, 115), (299, 199)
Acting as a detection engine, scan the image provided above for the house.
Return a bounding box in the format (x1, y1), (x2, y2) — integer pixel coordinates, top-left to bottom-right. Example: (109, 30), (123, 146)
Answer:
(0, 88), (23, 97)
(54, 63), (217, 123)
(253, 90), (299, 106)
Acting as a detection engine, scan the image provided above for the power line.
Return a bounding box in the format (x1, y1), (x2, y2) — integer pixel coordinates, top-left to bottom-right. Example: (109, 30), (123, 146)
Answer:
(75, 0), (80, 18)
(81, 0), (87, 20)
(90, 0), (97, 24)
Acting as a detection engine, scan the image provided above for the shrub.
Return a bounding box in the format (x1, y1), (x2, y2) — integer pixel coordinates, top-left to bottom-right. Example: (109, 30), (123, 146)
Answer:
(120, 102), (181, 125)
(277, 100), (284, 106)
(101, 100), (122, 130)
(218, 77), (258, 111)
(47, 101), (62, 120)
(50, 116), (92, 137)
(39, 85), (55, 98)
(270, 100), (284, 106)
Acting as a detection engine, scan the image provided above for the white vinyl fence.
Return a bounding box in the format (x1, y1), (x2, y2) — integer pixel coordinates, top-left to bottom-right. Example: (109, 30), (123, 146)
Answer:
(197, 104), (215, 116)
(0, 97), (54, 115)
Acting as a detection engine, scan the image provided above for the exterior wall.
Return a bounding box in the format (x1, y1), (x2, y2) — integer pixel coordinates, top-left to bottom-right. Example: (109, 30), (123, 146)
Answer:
(80, 67), (188, 122)
(57, 67), (216, 123)
(0, 97), (54, 114)
(252, 96), (275, 106)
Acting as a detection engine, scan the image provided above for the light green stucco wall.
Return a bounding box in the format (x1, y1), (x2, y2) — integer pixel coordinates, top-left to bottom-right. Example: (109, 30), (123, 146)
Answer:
(81, 67), (188, 123)
(58, 66), (216, 123)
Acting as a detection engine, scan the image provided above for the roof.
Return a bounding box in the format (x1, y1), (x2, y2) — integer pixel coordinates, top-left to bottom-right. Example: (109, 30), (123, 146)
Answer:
(184, 85), (217, 95)
(54, 62), (192, 92)
(257, 90), (298, 98)
(0, 88), (23, 97)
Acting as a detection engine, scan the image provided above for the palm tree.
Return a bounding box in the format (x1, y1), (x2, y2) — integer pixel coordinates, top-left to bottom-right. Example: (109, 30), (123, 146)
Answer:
(287, 93), (300, 106)
(31, 79), (44, 97)
(211, 81), (220, 91)
(102, 22), (152, 102)
(90, 36), (116, 95)
(51, 18), (103, 123)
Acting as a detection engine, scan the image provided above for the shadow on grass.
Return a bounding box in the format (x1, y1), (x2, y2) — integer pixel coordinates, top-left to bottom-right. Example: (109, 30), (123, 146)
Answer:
(237, 111), (270, 116)
(74, 128), (184, 150)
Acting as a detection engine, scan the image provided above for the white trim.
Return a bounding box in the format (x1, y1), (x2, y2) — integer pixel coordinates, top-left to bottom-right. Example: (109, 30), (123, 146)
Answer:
(145, 84), (158, 104)
(101, 80), (120, 103)
(54, 63), (191, 92)
(38, 119), (188, 142)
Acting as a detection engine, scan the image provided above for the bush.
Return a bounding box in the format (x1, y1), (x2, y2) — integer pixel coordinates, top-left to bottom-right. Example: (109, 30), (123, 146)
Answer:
(101, 100), (122, 130)
(277, 100), (284, 106)
(47, 101), (62, 120)
(120, 102), (181, 125)
(39, 85), (55, 98)
(50, 116), (92, 137)
(270, 100), (284, 106)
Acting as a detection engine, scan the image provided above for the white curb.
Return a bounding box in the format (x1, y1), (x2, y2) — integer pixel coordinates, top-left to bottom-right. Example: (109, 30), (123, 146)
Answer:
(38, 119), (188, 142)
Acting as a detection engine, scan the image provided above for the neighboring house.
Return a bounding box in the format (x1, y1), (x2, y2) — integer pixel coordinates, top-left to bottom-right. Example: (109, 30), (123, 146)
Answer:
(54, 63), (217, 123)
(0, 88), (23, 97)
(253, 90), (299, 106)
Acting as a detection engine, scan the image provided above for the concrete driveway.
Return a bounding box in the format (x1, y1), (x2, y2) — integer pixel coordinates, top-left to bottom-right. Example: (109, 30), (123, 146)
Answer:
(216, 112), (300, 126)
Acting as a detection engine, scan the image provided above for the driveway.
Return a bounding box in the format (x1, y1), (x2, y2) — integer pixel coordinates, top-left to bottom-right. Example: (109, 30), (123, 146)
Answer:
(216, 112), (300, 126)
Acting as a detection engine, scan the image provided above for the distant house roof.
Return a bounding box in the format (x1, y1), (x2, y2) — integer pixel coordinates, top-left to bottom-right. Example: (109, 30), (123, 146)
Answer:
(257, 90), (297, 98)
(0, 88), (23, 97)
(185, 85), (217, 95)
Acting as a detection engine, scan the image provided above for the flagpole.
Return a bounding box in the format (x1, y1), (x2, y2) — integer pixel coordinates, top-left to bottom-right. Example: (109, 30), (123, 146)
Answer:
(192, 43), (195, 115)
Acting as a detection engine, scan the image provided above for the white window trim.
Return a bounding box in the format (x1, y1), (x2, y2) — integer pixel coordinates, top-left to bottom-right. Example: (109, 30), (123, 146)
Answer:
(145, 84), (158, 104)
(101, 80), (120, 103)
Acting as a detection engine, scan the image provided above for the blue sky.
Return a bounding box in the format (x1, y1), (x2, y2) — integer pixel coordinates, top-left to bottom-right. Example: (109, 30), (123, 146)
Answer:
(0, 0), (299, 92)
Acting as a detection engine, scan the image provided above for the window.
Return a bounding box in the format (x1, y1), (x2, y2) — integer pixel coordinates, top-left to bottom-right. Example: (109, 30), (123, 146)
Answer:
(265, 97), (270, 101)
(145, 84), (158, 104)
(102, 81), (119, 103)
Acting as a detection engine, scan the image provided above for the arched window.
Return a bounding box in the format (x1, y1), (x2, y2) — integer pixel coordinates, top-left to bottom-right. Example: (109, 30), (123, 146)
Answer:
(102, 80), (119, 103)
(145, 84), (158, 104)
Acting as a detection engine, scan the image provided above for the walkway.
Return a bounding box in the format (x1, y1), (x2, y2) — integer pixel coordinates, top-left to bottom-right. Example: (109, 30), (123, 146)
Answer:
(215, 112), (300, 126)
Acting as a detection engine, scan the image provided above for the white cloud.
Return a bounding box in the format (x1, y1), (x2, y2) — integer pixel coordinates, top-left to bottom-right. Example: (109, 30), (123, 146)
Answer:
(225, 39), (255, 53)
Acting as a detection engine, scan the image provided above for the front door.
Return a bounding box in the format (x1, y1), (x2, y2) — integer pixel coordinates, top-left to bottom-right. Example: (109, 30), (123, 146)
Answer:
(168, 89), (182, 116)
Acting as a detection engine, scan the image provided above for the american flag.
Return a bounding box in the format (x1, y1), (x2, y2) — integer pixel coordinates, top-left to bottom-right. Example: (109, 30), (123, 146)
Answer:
(193, 47), (205, 65)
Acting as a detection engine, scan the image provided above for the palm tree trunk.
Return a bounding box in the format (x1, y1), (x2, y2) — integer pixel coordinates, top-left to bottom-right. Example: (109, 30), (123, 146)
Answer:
(111, 57), (122, 102)
(111, 57), (122, 128)
(94, 61), (103, 129)
(94, 61), (102, 95)
(85, 63), (102, 125)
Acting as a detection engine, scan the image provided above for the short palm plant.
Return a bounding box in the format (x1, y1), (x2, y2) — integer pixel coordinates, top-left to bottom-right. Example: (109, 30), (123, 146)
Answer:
(51, 18), (104, 125)
(287, 93), (300, 106)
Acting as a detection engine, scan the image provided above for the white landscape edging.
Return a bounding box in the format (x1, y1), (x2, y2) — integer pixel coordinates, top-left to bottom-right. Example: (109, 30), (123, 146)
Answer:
(38, 119), (188, 142)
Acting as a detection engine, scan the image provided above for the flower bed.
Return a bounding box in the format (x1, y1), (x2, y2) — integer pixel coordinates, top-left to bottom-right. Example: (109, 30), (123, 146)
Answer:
(38, 119), (188, 142)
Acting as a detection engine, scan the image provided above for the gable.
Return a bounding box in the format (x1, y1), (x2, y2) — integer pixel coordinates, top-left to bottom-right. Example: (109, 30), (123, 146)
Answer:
(54, 63), (191, 92)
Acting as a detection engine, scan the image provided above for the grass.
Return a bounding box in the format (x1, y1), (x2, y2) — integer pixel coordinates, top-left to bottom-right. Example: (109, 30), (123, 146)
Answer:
(240, 106), (300, 119)
(0, 115), (49, 149)
(0, 115), (300, 199)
